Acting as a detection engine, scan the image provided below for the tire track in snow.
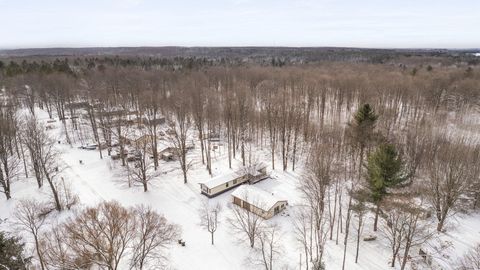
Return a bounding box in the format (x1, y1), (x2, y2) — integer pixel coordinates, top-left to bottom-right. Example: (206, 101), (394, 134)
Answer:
(62, 161), (106, 203)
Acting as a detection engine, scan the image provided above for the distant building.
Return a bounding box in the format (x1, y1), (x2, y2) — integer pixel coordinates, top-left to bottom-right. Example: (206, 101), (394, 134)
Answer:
(65, 101), (90, 110)
(158, 146), (179, 161)
(231, 185), (287, 219)
(133, 134), (154, 146)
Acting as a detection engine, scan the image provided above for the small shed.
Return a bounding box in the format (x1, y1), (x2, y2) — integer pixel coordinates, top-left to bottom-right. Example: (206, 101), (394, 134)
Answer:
(231, 185), (287, 219)
(246, 162), (269, 184)
(199, 171), (249, 197)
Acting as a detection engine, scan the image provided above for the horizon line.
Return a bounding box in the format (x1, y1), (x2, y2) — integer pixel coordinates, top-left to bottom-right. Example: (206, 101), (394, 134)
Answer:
(1, 45), (479, 52)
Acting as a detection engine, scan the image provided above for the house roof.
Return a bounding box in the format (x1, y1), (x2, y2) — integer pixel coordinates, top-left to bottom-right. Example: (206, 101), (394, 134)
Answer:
(199, 171), (243, 189)
(231, 185), (286, 212)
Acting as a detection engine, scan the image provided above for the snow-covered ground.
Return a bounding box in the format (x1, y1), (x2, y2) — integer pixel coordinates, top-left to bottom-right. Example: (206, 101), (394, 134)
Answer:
(1, 108), (480, 270)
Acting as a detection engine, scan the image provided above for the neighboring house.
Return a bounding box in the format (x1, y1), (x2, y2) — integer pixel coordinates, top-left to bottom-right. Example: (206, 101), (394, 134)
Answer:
(65, 101), (90, 110)
(158, 146), (179, 161)
(139, 116), (166, 126)
(199, 171), (250, 197)
(231, 185), (287, 219)
(133, 134), (154, 146)
(206, 132), (221, 142)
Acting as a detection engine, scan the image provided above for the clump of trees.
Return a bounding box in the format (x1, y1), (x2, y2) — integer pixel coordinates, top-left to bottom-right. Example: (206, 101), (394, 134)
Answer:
(423, 135), (480, 232)
(37, 201), (180, 270)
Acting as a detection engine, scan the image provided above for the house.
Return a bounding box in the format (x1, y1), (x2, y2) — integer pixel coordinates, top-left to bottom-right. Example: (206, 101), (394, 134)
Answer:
(206, 132), (221, 142)
(199, 164), (270, 198)
(133, 134), (154, 146)
(140, 117), (166, 126)
(159, 147), (179, 161)
(65, 101), (90, 110)
(231, 185), (287, 219)
(199, 171), (250, 198)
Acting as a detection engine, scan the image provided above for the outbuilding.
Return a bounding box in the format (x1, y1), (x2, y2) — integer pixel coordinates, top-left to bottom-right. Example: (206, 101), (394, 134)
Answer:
(246, 162), (268, 184)
(231, 185), (287, 219)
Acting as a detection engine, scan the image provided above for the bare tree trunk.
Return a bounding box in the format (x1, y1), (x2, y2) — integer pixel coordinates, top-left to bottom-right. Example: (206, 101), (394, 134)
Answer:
(342, 196), (353, 270)
(373, 203), (380, 232)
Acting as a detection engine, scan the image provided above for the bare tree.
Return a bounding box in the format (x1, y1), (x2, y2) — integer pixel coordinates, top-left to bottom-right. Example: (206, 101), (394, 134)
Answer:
(380, 201), (408, 268)
(380, 198), (433, 269)
(351, 190), (368, 264)
(293, 205), (326, 270)
(228, 200), (264, 248)
(458, 244), (480, 270)
(199, 201), (222, 245)
(298, 138), (336, 267)
(130, 205), (181, 270)
(41, 224), (84, 269)
(398, 203), (434, 270)
(251, 223), (283, 270)
(23, 116), (64, 211)
(127, 138), (159, 192)
(139, 73), (166, 171)
(0, 107), (21, 200)
(41, 202), (179, 270)
(61, 201), (135, 270)
(22, 117), (44, 188)
(13, 200), (48, 270)
(424, 136), (480, 231)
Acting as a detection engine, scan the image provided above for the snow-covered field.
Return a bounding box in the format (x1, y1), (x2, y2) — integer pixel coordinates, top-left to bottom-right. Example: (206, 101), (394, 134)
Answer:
(1, 108), (480, 270)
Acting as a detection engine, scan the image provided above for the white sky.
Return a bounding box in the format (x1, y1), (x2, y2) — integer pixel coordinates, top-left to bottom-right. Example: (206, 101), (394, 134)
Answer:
(0, 0), (479, 49)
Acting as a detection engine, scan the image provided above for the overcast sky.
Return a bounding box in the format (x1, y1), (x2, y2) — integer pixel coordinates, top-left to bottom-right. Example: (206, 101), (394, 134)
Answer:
(1, 0), (479, 49)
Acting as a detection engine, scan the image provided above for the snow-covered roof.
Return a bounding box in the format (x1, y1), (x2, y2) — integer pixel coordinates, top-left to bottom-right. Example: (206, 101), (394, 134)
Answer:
(231, 185), (286, 212)
(199, 171), (243, 189)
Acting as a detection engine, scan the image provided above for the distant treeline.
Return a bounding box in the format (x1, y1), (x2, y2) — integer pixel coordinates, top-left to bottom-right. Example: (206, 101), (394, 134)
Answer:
(0, 47), (478, 78)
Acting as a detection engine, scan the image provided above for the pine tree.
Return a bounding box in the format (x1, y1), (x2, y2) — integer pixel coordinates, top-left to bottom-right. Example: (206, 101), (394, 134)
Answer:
(350, 103), (378, 148)
(348, 103), (379, 162)
(366, 143), (407, 231)
(0, 231), (31, 269)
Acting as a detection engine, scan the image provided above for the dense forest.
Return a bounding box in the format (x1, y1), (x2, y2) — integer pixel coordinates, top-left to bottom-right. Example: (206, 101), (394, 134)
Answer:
(1, 50), (480, 269)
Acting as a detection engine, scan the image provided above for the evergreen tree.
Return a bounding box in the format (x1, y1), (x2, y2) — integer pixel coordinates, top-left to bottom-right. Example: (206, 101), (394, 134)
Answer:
(349, 103), (379, 159)
(366, 143), (408, 231)
(0, 231), (31, 269)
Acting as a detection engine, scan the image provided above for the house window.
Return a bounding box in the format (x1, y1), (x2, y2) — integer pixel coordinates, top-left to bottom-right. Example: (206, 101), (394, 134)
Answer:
(226, 182), (229, 188)
(233, 197), (241, 206)
(233, 179), (237, 185)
